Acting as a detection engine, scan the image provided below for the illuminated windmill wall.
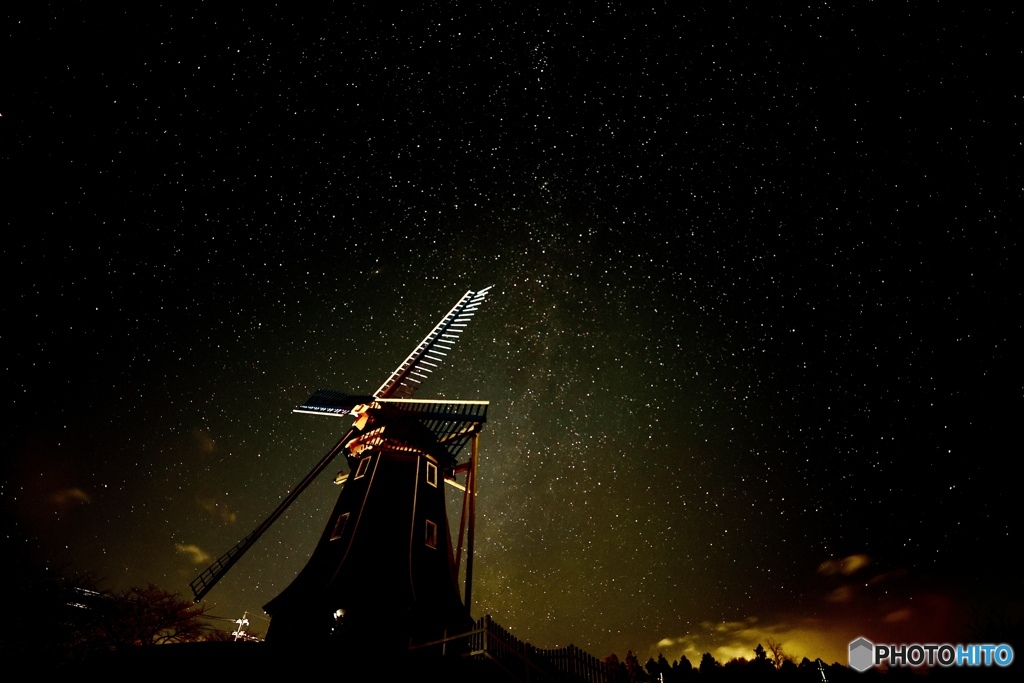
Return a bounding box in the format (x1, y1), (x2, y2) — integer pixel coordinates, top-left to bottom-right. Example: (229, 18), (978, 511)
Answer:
(264, 397), (487, 651)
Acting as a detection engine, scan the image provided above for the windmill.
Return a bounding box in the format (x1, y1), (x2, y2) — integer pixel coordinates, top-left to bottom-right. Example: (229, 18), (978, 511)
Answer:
(189, 287), (492, 653)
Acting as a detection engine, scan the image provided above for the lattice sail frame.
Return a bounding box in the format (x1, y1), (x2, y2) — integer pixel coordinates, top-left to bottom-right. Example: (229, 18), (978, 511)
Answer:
(293, 286), (491, 416)
(375, 286), (491, 401)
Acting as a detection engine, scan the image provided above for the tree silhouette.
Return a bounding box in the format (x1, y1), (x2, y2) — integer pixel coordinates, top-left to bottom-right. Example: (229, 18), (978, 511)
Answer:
(645, 653), (673, 681)
(605, 652), (628, 683)
(751, 643), (775, 676)
(3, 554), (212, 670)
(672, 653), (694, 681)
(722, 656), (749, 677)
(624, 649), (646, 682)
(765, 638), (789, 670)
(699, 652), (721, 678)
(99, 584), (209, 648)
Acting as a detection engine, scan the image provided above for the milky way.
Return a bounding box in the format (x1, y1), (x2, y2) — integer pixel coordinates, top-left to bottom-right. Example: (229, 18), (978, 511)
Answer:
(5, 3), (1018, 667)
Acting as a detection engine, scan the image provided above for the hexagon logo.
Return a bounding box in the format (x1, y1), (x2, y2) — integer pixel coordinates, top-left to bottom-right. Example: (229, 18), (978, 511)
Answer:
(849, 637), (874, 672)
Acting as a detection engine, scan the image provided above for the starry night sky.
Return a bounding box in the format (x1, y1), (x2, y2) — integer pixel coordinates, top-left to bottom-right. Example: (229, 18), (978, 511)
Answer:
(4, 3), (1020, 667)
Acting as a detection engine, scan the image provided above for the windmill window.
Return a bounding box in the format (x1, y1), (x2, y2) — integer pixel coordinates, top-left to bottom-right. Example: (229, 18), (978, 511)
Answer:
(426, 461), (438, 488)
(330, 512), (350, 541)
(425, 519), (438, 549)
(354, 455), (372, 479)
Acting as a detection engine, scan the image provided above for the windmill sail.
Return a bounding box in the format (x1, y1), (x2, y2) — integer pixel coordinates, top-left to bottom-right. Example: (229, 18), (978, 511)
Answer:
(373, 286), (491, 400)
(189, 428), (356, 602)
(189, 287), (492, 602)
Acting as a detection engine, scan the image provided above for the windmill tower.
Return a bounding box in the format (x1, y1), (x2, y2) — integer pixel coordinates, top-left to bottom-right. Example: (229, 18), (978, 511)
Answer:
(189, 287), (491, 654)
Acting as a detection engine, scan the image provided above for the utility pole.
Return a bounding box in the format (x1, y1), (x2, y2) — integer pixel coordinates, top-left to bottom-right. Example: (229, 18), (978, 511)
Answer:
(232, 611), (250, 641)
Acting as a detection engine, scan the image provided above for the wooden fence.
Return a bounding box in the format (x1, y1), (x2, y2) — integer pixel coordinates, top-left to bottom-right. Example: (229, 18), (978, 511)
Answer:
(412, 614), (613, 683)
